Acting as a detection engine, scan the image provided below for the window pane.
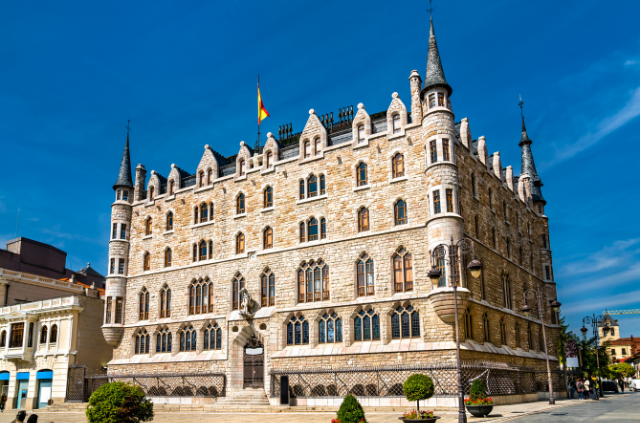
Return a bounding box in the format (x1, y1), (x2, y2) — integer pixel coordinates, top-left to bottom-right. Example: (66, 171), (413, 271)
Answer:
(216, 328), (222, 349)
(321, 218), (326, 239)
(372, 315), (380, 340)
(319, 320), (325, 343)
(295, 322), (301, 345)
(308, 175), (317, 197)
(327, 319), (334, 343)
(320, 175), (326, 195)
(309, 218), (318, 241)
(336, 319), (342, 342)
(392, 314), (400, 339)
(402, 312), (410, 338)
(354, 317), (362, 341)
(363, 316), (371, 340)
(302, 321), (309, 344)
(287, 323), (293, 345)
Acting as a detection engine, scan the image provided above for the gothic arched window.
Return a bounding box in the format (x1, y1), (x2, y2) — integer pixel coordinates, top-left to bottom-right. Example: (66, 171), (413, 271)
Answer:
(143, 252), (151, 271)
(200, 203), (208, 223)
(308, 218), (318, 241)
(357, 163), (367, 186)
(391, 305), (420, 339)
(237, 193), (245, 214)
(358, 125), (365, 142)
(179, 325), (197, 351)
(167, 212), (173, 230)
(199, 240), (208, 261)
(239, 159), (246, 176)
(356, 254), (374, 297)
(500, 318), (507, 346)
(392, 114), (401, 133)
(164, 248), (172, 267)
(394, 200), (407, 225)
(145, 217), (152, 236)
(308, 175), (318, 197)
(354, 309), (380, 341)
(463, 309), (472, 340)
(189, 278), (213, 315)
(392, 153), (404, 178)
(236, 232), (245, 254)
(392, 248), (413, 293)
(156, 328), (172, 353)
(483, 314), (490, 344)
(286, 316), (309, 345)
(160, 285), (171, 318)
(40, 326), (48, 344)
(304, 140), (311, 158)
(266, 151), (273, 168)
(135, 329), (150, 354)
(263, 226), (273, 249)
(318, 313), (342, 343)
(204, 323), (222, 350)
(261, 269), (276, 307)
(320, 218), (327, 239)
(298, 260), (329, 303)
(232, 274), (245, 310)
(139, 288), (149, 320)
(264, 186), (273, 208)
(358, 208), (369, 232)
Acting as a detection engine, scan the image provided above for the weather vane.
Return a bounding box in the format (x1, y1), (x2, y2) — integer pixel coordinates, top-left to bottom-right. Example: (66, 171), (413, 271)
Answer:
(518, 94), (524, 118)
(427, 0), (436, 15)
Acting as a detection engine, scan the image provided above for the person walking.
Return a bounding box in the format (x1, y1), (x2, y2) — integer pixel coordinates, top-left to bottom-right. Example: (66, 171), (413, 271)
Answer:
(592, 376), (600, 400)
(0, 393), (6, 412)
(569, 376), (576, 399)
(577, 378), (584, 400)
(619, 378), (625, 393)
(584, 377), (591, 399)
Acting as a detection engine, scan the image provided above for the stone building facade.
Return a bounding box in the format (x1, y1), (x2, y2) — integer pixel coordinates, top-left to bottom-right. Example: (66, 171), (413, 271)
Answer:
(102, 16), (562, 405)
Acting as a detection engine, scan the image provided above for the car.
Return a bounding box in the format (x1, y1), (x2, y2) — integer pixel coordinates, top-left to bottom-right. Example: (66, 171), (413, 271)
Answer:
(631, 379), (640, 392)
(602, 381), (619, 393)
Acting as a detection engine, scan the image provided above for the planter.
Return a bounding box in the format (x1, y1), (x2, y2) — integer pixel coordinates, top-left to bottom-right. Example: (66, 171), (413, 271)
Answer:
(399, 416), (440, 423)
(465, 404), (493, 418)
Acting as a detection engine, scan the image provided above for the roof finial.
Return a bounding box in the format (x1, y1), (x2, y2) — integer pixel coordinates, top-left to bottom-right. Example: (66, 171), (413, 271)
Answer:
(518, 94), (526, 132)
(113, 119), (134, 190)
(427, 0), (436, 16)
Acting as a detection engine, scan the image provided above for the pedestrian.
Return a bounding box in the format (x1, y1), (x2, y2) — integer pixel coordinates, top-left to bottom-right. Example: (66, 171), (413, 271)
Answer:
(26, 414), (37, 423)
(577, 378), (584, 400)
(619, 379), (624, 393)
(0, 392), (6, 412)
(569, 376), (576, 399)
(593, 376), (599, 400)
(11, 410), (27, 423)
(584, 378), (590, 399)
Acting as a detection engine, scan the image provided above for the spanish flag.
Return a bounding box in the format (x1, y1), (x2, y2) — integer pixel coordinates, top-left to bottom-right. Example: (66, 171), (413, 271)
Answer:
(258, 79), (270, 125)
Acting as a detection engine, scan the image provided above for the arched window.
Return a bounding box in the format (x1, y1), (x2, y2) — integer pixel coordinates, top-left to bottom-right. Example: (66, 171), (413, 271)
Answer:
(237, 193), (245, 214)
(145, 217), (152, 236)
(139, 288), (149, 320)
(394, 200), (407, 225)
(209, 202), (214, 219)
(236, 232), (245, 254)
(261, 269), (276, 307)
(515, 322), (521, 348)
(320, 218), (327, 239)
(308, 175), (318, 197)
(500, 318), (507, 345)
(392, 248), (413, 292)
(391, 305), (420, 339)
(194, 207), (199, 224)
(392, 153), (404, 178)
(314, 138), (321, 155)
(169, 180), (175, 195)
(266, 151), (273, 168)
(320, 174), (326, 195)
(356, 163), (367, 186)
(156, 328), (172, 353)
(200, 203), (208, 223)
(354, 309), (380, 341)
(286, 316), (309, 345)
(199, 240), (208, 261)
(483, 314), (490, 343)
(166, 212), (173, 230)
(164, 248), (172, 267)
(299, 222), (306, 243)
(40, 326), (48, 344)
(263, 227), (273, 249)
(304, 140), (311, 158)
(192, 244), (197, 262)
(463, 309), (472, 340)
(298, 260), (329, 303)
(356, 254), (374, 297)
(204, 323), (222, 350)
(232, 274), (245, 310)
(239, 159), (246, 176)
(135, 329), (150, 354)
(189, 278), (213, 315)
(502, 274), (512, 310)
(527, 326), (533, 351)
(308, 218), (318, 241)
(179, 325), (197, 351)
(358, 207), (369, 232)
(264, 186), (273, 208)
(143, 252), (151, 271)
(358, 125), (365, 142)
(209, 241), (213, 259)
(471, 173), (477, 197)
(299, 179), (305, 200)
(159, 285), (171, 318)
(392, 114), (401, 133)
(318, 313), (342, 343)
(199, 171), (205, 187)
(206, 169), (212, 185)
(149, 186), (155, 200)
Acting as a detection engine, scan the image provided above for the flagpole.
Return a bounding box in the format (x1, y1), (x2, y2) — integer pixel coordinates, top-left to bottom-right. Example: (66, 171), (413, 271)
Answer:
(256, 75), (261, 152)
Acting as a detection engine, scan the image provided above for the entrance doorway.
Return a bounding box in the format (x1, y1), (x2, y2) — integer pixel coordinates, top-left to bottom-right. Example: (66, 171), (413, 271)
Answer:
(243, 335), (264, 389)
(16, 380), (28, 409)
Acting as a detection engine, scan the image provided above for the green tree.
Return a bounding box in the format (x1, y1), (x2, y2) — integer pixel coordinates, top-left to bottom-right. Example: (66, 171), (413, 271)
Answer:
(469, 379), (487, 402)
(336, 394), (366, 423)
(403, 374), (435, 414)
(577, 335), (612, 378)
(609, 362), (636, 379)
(86, 382), (154, 423)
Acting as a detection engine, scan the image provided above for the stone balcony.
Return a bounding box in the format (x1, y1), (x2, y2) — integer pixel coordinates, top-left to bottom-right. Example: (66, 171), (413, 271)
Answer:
(426, 286), (470, 324)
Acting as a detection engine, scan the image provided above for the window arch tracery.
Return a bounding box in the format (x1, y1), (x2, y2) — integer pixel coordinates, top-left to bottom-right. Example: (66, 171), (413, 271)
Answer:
(189, 278), (213, 315)
(356, 253), (374, 297)
(180, 325), (197, 351)
(156, 327), (172, 353)
(354, 309), (379, 341)
(261, 269), (276, 307)
(135, 329), (150, 354)
(204, 323), (222, 350)
(286, 315), (309, 345)
(318, 312), (342, 343)
(391, 305), (420, 339)
(392, 248), (413, 293)
(298, 260), (329, 303)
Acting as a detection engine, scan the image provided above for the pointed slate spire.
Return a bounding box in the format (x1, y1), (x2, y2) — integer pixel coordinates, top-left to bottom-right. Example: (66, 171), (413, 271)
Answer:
(113, 124), (134, 190)
(519, 114), (545, 203)
(422, 15), (452, 96)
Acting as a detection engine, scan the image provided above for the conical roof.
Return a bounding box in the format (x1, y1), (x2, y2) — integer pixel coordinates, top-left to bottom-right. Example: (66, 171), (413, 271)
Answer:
(113, 131), (134, 190)
(519, 116), (545, 203)
(422, 16), (452, 96)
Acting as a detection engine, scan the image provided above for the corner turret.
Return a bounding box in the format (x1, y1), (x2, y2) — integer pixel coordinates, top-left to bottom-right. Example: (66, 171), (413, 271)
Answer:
(519, 114), (545, 214)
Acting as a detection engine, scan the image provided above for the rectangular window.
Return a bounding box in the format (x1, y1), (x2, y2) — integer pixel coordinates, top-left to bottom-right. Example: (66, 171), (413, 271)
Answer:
(622, 348), (627, 355)
(299, 180), (305, 200)
(120, 224), (126, 240)
(110, 258), (115, 275)
(320, 175), (326, 195)
(105, 297), (112, 324)
(438, 93), (445, 107)
(10, 323), (24, 348)
(429, 94), (436, 108)
(433, 190), (441, 214)
(443, 139), (450, 161)
(430, 140), (437, 163)
(446, 189), (454, 212)
(117, 190), (122, 201)
(115, 297), (123, 324)
(118, 259), (125, 275)
(112, 223), (117, 239)
(542, 235), (547, 249)
(122, 190), (128, 201)
(545, 266), (551, 281)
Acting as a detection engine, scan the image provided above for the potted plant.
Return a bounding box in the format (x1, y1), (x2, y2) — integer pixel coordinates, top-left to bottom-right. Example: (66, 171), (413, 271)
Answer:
(464, 380), (494, 418)
(400, 374), (439, 422)
(335, 394), (367, 423)
(86, 382), (154, 423)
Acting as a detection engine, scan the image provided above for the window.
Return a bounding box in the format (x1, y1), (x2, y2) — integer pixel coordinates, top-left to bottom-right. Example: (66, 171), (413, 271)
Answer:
(474, 216), (480, 239)
(110, 258), (115, 275)
(149, 186), (154, 200)
(527, 222), (531, 238)
(286, 316), (309, 345)
(391, 305), (420, 339)
(28, 323), (33, 348)
(622, 348), (627, 355)
(120, 224), (126, 239)
(118, 259), (125, 274)
(308, 175), (318, 197)
(0, 331), (5, 347)
(266, 152), (273, 168)
(429, 93), (436, 108)
(169, 180), (175, 195)
(143, 252), (151, 271)
(611, 349), (616, 355)
(204, 324), (222, 350)
(433, 190), (441, 214)
(194, 207), (199, 224)
(528, 326), (533, 350)
(463, 309), (472, 340)
(189, 278), (213, 315)
(519, 246), (523, 266)
(471, 174), (477, 197)
(122, 190), (128, 201)
(199, 171), (205, 187)
(393, 114), (401, 133)
(112, 223), (117, 239)
(357, 163), (367, 186)
(430, 140), (437, 163)
(516, 212), (520, 232)
(611, 328), (615, 336)
(192, 244), (197, 262)
(299, 180), (305, 200)
(135, 329), (150, 354)
(321, 218), (327, 239)
(530, 252), (534, 272)
(356, 254), (375, 297)
(358, 207), (370, 232)
(199, 240), (208, 261)
(298, 260), (330, 303)
(117, 190), (122, 201)
(542, 235), (547, 249)
(180, 326), (197, 351)
(443, 139), (450, 161)
(500, 319), (507, 345)
(261, 269), (276, 307)
(358, 125), (365, 142)
(159, 285), (171, 318)
(105, 297), (112, 324)
(299, 222), (306, 243)
(506, 238), (511, 259)
(492, 228), (497, 249)
(139, 288), (149, 320)
(115, 297), (123, 324)
(40, 326), (48, 344)
(502, 274), (512, 310)
(304, 140), (311, 158)
(200, 203), (208, 223)
(393, 248), (413, 292)
(156, 328), (172, 353)
(545, 266), (551, 281)
(145, 218), (152, 236)
(320, 174), (326, 195)
(264, 186), (273, 208)
(319, 313), (342, 343)
(488, 188), (493, 209)
(436, 255), (446, 287)
(437, 92), (445, 107)
(482, 314), (490, 343)
(315, 138), (321, 155)
(446, 189), (454, 212)
(263, 227), (273, 249)
(236, 232), (245, 254)
(515, 323), (521, 348)
(164, 248), (172, 267)
(354, 309), (380, 341)
(232, 274), (245, 310)
(50, 324), (58, 343)
(207, 169), (213, 185)
(239, 159), (246, 176)
(392, 153), (404, 178)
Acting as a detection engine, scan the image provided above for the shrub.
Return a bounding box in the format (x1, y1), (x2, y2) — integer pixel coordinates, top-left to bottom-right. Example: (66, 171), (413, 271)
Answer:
(403, 374), (435, 413)
(86, 382), (154, 423)
(336, 394), (366, 423)
(469, 379), (487, 402)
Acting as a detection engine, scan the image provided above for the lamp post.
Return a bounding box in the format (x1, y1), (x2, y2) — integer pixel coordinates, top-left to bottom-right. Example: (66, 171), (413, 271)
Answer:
(428, 237), (483, 423)
(520, 285), (561, 405)
(581, 314), (606, 399)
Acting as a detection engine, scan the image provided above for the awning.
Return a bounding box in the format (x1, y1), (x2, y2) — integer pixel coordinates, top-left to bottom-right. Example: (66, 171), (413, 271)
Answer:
(36, 371), (53, 380)
(0, 373), (9, 381)
(16, 372), (29, 380)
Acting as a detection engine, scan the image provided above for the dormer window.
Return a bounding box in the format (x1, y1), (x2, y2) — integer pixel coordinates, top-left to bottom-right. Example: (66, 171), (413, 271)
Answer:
(429, 94), (436, 109)
(239, 160), (246, 176)
(315, 138), (321, 155)
(358, 125), (365, 142)
(304, 140), (311, 158)
(392, 114), (401, 134)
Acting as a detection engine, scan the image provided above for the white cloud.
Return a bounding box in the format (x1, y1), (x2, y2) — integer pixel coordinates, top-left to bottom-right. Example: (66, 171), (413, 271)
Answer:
(559, 238), (640, 276)
(561, 289), (640, 315)
(558, 263), (640, 297)
(625, 59), (639, 66)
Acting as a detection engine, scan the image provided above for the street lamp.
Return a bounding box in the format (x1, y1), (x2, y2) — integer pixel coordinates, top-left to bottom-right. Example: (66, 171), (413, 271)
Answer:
(428, 237), (483, 423)
(520, 285), (561, 405)
(582, 314), (607, 399)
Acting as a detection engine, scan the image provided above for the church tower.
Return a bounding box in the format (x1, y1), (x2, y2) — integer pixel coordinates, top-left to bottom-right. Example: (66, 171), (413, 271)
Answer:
(102, 126), (134, 347)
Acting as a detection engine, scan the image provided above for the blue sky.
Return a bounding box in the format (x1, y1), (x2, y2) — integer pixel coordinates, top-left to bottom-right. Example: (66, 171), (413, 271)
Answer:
(1, 0), (639, 337)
